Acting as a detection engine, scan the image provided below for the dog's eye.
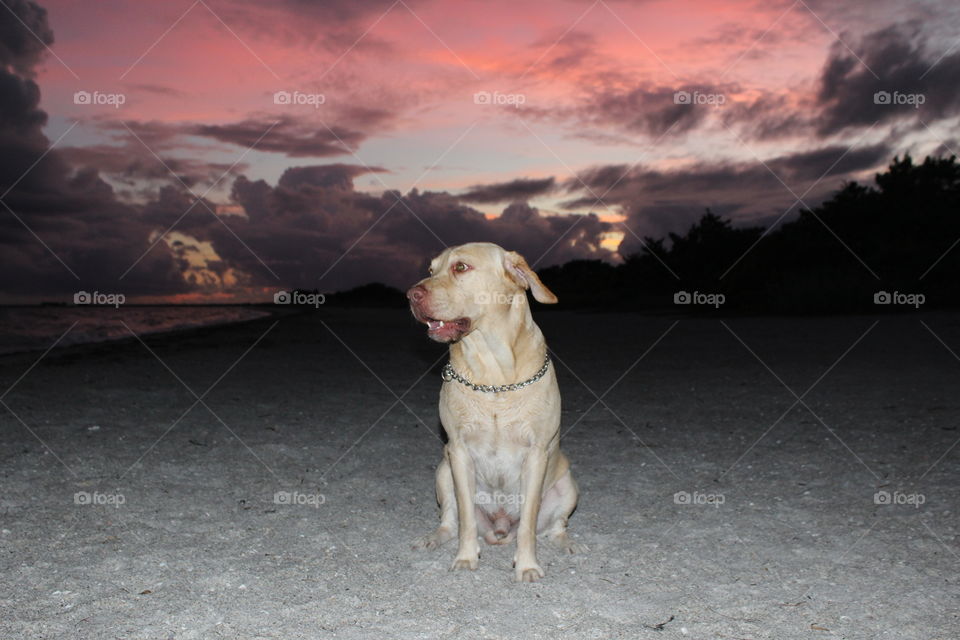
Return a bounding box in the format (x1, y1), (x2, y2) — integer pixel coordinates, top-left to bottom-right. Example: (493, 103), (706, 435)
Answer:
(453, 262), (470, 273)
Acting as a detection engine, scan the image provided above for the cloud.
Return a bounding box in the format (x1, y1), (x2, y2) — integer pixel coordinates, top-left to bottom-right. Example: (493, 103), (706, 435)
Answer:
(228, 0), (409, 26)
(457, 177), (556, 203)
(719, 92), (812, 141)
(105, 158), (612, 297)
(582, 84), (719, 137)
(816, 24), (960, 135)
(277, 164), (388, 190)
(523, 21), (960, 147)
(188, 116), (366, 158)
(175, 168), (616, 291)
(525, 30), (599, 76)
(0, 1), (188, 300)
(59, 144), (249, 192)
(0, 0), (53, 77)
(141, 105), (395, 158)
(82, 105), (396, 170)
(525, 81), (728, 141)
(562, 142), (890, 254)
(766, 143), (890, 182)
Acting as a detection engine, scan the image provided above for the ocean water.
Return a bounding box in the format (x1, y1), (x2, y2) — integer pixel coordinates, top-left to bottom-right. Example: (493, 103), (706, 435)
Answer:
(0, 306), (273, 355)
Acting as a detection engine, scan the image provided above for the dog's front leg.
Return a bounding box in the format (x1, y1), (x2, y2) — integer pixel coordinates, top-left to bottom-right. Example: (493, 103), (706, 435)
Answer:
(514, 447), (548, 582)
(446, 443), (480, 570)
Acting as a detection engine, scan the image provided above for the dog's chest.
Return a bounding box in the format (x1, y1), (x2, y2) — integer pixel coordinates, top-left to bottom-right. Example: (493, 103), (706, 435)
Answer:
(461, 416), (529, 491)
(439, 378), (560, 489)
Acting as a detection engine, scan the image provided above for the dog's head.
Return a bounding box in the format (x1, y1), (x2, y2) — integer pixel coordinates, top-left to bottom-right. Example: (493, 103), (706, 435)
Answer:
(406, 243), (558, 343)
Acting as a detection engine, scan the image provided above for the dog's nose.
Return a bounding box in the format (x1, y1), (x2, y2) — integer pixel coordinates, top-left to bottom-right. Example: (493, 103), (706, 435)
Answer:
(406, 285), (426, 303)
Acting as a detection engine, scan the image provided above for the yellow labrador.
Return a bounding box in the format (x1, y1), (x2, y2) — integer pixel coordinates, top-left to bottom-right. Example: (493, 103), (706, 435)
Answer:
(407, 242), (581, 582)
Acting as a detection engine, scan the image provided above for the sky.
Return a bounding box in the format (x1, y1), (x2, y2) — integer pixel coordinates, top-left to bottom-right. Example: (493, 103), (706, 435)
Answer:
(2, 0), (959, 302)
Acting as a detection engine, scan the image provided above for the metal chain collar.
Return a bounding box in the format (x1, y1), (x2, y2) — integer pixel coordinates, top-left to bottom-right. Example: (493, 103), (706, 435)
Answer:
(441, 354), (551, 393)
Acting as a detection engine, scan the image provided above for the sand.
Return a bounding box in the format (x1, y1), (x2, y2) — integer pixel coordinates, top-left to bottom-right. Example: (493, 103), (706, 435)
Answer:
(1, 308), (958, 639)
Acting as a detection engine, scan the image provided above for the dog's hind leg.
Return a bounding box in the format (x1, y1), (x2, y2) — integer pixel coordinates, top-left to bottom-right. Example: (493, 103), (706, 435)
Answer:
(537, 467), (586, 554)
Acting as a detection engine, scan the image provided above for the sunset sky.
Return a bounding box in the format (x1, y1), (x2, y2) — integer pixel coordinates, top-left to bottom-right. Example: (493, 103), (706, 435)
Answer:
(2, 0), (959, 302)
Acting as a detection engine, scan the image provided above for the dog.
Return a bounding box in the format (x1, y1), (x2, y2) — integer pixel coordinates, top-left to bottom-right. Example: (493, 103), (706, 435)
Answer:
(407, 242), (581, 582)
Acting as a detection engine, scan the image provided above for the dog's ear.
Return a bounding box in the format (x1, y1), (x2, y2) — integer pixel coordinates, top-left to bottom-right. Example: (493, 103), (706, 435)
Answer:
(503, 250), (558, 304)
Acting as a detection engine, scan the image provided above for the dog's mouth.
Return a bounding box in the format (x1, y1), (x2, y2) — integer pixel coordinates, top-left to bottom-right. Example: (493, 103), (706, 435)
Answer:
(413, 309), (471, 342)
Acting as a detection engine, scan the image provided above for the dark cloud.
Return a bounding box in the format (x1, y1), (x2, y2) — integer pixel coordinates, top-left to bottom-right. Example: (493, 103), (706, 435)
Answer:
(85, 105), (395, 164)
(720, 92), (811, 141)
(932, 139), (960, 157)
(817, 24), (960, 135)
(766, 143), (891, 183)
(458, 177), (556, 204)
(522, 78), (746, 143)
(0, 0), (53, 77)
(526, 30), (598, 76)
(179, 105), (394, 158)
(563, 142), (890, 254)
(112, 157), (612, 295)
(0, 1), (187, 300)
(159, 169), (616, 291)
(277, 164), (388, 190)
(188, 116), (365, 158)
(230, 0), (408, 25)
(569, 144), (889, 202)
(528, 22), (960, 146)
(59, 144), (249, 192)
(578, 84), (724, 137)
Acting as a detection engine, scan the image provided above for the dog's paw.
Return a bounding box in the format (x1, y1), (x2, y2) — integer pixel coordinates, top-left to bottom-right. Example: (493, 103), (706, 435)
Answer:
(450, 554), (479, 571)
(514, 562), (545, 583)
(548, 533), (588, 554)
(541, 531), (590, 553)
(412, 527), (454, 550)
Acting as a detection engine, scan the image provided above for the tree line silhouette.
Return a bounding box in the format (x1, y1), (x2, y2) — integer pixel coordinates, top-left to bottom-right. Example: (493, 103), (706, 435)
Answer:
(538, 154), (960, 313)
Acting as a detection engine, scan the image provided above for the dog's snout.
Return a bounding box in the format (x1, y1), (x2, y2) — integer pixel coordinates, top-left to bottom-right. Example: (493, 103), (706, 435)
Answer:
(407, 284), (427, 303)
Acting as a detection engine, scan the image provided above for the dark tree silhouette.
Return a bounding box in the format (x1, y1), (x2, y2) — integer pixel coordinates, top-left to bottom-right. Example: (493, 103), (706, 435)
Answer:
(538, 155), (960, 313)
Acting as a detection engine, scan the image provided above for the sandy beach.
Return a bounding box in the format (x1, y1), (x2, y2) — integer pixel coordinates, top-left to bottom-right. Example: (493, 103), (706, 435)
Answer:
(1, 308), (958, 639)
